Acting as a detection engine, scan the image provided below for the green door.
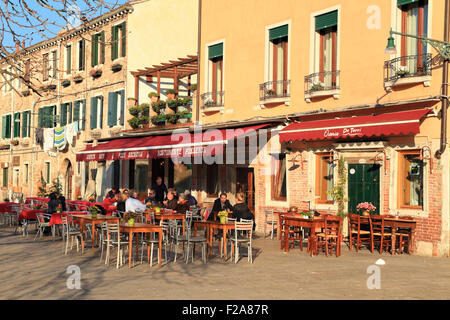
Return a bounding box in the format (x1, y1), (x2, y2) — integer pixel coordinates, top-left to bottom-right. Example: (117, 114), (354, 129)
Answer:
(348, 164), (380, 215)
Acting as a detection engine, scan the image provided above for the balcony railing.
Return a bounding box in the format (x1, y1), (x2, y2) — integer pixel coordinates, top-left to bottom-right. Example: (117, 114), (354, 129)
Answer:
(201, 91), (225, 109)
(259, 80), (290, 101)
(304, 70), (340, 95)
(384, 53), (432, 82)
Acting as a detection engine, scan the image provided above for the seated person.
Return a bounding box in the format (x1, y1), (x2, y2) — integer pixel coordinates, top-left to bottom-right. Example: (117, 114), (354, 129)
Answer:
(125, 191), (146, 213)
(175, 193), (191, 214)
(106, 187), (117, 199)
(146, 189), (157, 205)
(163, 190), (178, 211)
(208, 193), (233, 221)
(232, 192), (256, 231)
(57, 194), (67, 212)
(184, 190), (198, 206)
(116, 192), (127, 217)
(47, 192), (59, 215)
(103, 194), (117, 206)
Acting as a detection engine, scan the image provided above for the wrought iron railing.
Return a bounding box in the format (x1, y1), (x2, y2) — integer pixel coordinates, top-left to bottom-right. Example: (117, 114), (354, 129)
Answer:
(304, 70), (340, 95)
(384, 53), (432, 82)
(259, 80), (290, 101)
(201, 91), (225, 108)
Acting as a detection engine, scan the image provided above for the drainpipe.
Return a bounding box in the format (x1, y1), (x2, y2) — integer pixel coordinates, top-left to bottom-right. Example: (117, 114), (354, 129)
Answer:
(436, 0), (449, 160)
(9, 82), (14, 201)
(195, 0), (202, 124)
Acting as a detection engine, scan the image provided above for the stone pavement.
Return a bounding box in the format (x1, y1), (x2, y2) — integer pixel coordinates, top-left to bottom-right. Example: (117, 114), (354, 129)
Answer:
(1, 226), (449, 300)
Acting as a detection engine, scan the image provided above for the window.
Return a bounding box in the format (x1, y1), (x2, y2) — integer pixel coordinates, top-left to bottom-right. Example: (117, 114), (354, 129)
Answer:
(2, 66), (13, 92)
(315, 153), (334, 203)
(90, 96), (104, 129)
(271, 154), (287, 201)
(13, 112), (20, 138)
(111, 22), (126, 60)
(45, 162), (51, 184)
(91, 32), (105, 67)
(43, 53), (49, 81)
(315, 11), (338, 88)
(206, 164), (219, 197)
(2, 168), (8, 187)
(399, 0), (428, 72)
(24, 163), (29, 184)
(269, 24), (288, 95)
(77, 39), (85, 71)
(65, 44), (72, 75)
(13, 168), (19, 187)
(398, 150), (423, 208)
(43, 50), (57, 80)
(22, 110), (31, 138)
(38, 105), (56, 128)
(60, 102), (73, 126)
(73, 99), (86, 130)
(1, 114), (11, 139)
(207, 42), (224, 105)
(25, 59), (31, 82)
(107, 90), (125, 127)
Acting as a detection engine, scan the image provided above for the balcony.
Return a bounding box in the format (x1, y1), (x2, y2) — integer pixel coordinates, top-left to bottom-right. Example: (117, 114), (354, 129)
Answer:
(384, 53), (432, 91)
(201, 92), (225, 114)
(304, 70), (340, 102)
(259, 80), (290, 105)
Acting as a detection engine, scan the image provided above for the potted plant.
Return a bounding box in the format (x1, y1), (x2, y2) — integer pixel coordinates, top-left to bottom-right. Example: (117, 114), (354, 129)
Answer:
(138, 115), (149, 128)
(165, 89), (178, 100)
(140, 103), (150, 117)
(356, 202), (377, 216)
(151, 114), (166, 125)
(89, 205), (100, 218)
(127, 97), (137, 108)
(204, 99), (215, 108)
(128, 117), (140, 129)
(88, 196), (96, 203)
(217, 211), (228, 224)
(21, 89), (31, 96)
(288, 206), (299, 213)
(111, 63), (122, 72)
(148, 92), (160, 103)
(89, 68), (102, 78)
(128, 106), (140, 117)
(61, 79), (71, 87)
(177, 111), (192, 124)
(73, 75), (83, 83)
(124, 211), (138, 226)
(166, 98), (178, 111)
(266, 89), (276, 97)
(165, 113), (179, 125)
(311, 83), (324, 91)
(56, 205), (62, 213)
(300, 211), (313, 219)
(10, 139), (19, 146)
(191, 84), (197, 94)
(396, 70), (410, 78)
(151, 100), (166, 114)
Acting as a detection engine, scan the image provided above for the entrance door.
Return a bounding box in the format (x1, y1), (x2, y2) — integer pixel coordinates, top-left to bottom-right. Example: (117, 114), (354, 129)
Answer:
(236, 168), (255, 213)
(348, 164), (380, 215)
(152, 158), (165, 187)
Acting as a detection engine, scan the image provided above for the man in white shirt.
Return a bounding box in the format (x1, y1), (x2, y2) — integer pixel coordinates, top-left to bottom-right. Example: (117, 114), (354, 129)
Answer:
(125, 190), (146, 213)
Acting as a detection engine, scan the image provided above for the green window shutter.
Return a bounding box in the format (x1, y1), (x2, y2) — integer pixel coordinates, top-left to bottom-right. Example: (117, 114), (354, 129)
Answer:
(81, 99), (86, 130)
(315, 10), (338, 31)
(269, 24), (289, 41)
(120, 90), (125, 125)
(47, 105), (56, 128)
(13, 112), (20, 138)
(100, 31), (106, 64)
(107, 92), (117, 126)
(121, 22), (126, 57)
(99, 96), (104, 129)
(6, 114), (11, 138)
(91, 34), (98, 67)
(73, 101), (80, 122)
(398, 0), (419, 6)
(3, 168), (7, 187)
(68, 102), (73, 123)
(22, 111), (28, 137)
(80, 39), (85, 71)
(90, 97), (98, 129)
(1, 115), (5, 139)
(111, 26), (118, 61)
(66, 45), (72, 74)
(38, 108), (43, 128)
(208, 43), (223, 60)
(60, 103), (67, 126)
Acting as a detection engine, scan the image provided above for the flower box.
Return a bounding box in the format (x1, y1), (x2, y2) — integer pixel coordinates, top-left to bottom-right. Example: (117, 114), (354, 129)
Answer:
(73, 76), (83, 83)
(47, 84), (57, 90)
(90, 69), (102, 78)
(111, 64), (122, 72)
(61, 80), (71, 87)
(21, 90), (31, 96)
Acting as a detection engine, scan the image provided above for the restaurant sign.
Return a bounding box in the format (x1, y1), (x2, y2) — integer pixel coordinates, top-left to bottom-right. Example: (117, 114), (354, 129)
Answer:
(323, 127), (364, 139)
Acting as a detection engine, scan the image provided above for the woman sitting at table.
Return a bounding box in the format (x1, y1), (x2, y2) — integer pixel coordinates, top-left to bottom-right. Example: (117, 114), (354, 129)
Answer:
(47, 193), (59, 215)
(232, 192), (255, 230)
(116, 191), (127, 215)
(163, 190), (178, 211)
(175, 193), (191, 214)
(58, 194), (67, 212)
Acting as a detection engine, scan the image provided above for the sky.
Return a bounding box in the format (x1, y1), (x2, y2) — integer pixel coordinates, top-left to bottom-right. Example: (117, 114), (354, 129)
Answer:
(1, 0), (130, 52)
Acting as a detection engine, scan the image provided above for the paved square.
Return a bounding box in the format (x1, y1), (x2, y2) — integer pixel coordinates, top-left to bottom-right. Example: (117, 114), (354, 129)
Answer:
(1, 227), (449, 300)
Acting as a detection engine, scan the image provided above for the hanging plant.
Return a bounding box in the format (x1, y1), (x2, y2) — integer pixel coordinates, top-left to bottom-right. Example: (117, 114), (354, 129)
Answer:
(328, 156), (349, 218)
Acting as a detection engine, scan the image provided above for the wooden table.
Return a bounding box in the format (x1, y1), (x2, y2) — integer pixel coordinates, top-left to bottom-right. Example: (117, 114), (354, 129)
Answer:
(281, 216), (325, 256)
(360, 216), (417, 254)
(154, 213), (186, 235)
(72, 214), (119, 252)
(209, 221), (236, 261)
(119, 223), (163, 268)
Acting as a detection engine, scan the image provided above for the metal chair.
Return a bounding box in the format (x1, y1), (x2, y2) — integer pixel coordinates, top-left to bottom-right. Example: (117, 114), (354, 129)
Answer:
(105, 222), (129, 269)
(263, 209), (278, 239)
(99, 222), (110, 263)
(34, 213), (51, 240)
(230, 221), (253, 263)
(140, 221), (169, 267)
(61, 214), (84, 255)
(185, 216), (207, 264)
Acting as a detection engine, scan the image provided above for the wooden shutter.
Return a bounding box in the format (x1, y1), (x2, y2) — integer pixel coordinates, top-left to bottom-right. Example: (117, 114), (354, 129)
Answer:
(98, 96), (104, 128)
(38, 108), (43, 128)
(81, 99), (86, 130)
(120, 89), (125, 125)
(107, 92), (117, 127)
(13, 113), (20, 138)
(91, 34), (98, 67)
(22, 111), (29, 137)
(5, 114), (11, 138)
(1, 115), (5, 138)
(68, 102), (73, 123)
(80, 39), (85, 71)
(73, 101), (80, 122)
(121, 22), (126, 57)
(60, 103), (67, 126)
(90, 97), (98, 129)
(111, 26), (118, 60)
(100, 31), (105, 64)
(66, 45), (72, 74)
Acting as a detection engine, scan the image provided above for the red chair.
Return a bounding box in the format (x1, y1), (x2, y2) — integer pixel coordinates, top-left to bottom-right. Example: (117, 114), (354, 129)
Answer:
(369, 215), (393, 254)
(395, 216), (414, 254)
(315, 215), (342, 257)
(348, 213), (372, 252)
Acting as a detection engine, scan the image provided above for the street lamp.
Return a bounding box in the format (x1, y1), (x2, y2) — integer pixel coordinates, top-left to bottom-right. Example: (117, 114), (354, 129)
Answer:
(385, 28), (450, 60)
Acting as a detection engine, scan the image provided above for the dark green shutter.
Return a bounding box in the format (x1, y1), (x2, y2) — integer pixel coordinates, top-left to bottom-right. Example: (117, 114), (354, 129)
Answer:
(98, 96), (103, 129)
(5, 114), (11, 138)
(111, 26), (118, 61)
(121, 22), (126, 57)
(81, 99), (86, 130)
(22, 111), (29, 137)
(91, 34), (98, 67)
(315, 10), (338, 31)
(3, 168), (7, 187)
(38, 108), (43, 128)
(120, 90), (125, 125)
(269, 25), (289, 41)
(68, 102), (73, 123)
(208, 43), (223, 60)
(398, 0), (419, 6)
(100, 31), (105, 64)
(48, 105), (56, 128)
(90, 97), (98, 129)
(80, 39), (85, 71)
(107, 92), (117, 126)
(13, 113), (20, 138)
(60, 103), (67, 126)
(73, 101), (80, 122)
(66, 45), (72, 74)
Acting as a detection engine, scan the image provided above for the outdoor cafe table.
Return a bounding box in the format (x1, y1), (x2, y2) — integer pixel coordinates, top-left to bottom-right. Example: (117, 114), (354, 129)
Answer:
(209, 221), (236, 261)
(18, 208), (47, 221)
(359, 216), (417, 254)
(154, 213), (186, 235)
(119, 223), (163, 268)
(281, 216), (326, 256)
(72, 214), (120, 252)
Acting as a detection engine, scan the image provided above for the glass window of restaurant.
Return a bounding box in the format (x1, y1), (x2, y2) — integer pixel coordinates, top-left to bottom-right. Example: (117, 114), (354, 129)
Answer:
(271, 154), (287, 201)
(398, 150), (423, 208)
(315, 153), (334, 203)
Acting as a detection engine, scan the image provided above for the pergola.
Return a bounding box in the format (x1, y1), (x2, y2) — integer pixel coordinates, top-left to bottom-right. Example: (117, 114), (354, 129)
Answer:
(131, 55), (198, 99)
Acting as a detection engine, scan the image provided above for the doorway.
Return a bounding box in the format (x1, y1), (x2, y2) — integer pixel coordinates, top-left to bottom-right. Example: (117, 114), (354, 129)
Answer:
(65, 161), (73, 199)
(152, 158), (165, 187)
(236, 167), (255, 213)
(348, 163), (381, 215)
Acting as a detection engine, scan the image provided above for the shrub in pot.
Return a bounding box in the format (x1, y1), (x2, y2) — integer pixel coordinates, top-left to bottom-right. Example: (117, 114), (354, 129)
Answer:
(128, 117), (140, 129)
(140, 103), (150, 117)
(151, 100), (166, 114)
(148, 92), (160, 103)
(129, 106), (140, 117)
(127, 97), (137, 107)
(138, 116), (149, 128)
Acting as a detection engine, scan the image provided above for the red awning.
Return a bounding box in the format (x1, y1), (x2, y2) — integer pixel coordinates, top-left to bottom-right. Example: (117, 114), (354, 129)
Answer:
(76, 124), (268, 162)
(279, 109), (431, 143)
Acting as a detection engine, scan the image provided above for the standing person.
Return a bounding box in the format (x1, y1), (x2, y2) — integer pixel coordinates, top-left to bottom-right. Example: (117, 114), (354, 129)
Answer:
(209, 193), (233, 221)
(152, 177), (167, 204)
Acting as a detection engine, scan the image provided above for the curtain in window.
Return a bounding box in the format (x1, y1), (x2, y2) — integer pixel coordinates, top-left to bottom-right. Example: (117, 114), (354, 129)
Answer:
(272, 155), (287, 200)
